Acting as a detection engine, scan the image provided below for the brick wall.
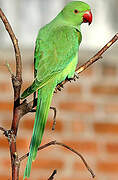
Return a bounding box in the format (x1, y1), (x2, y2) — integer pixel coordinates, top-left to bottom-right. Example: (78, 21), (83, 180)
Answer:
(0, 51), (118, 180)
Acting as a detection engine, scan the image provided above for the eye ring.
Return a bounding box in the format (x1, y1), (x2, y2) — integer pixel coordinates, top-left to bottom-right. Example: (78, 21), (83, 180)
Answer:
(74, 9), (79, 14)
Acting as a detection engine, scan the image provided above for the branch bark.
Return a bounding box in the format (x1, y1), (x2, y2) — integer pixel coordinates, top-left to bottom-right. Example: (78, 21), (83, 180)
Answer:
(48, 170), (57, 180)
(19, 140), (95, 178)
(56, 33), (118, 89)
(0, 8), (22, 180)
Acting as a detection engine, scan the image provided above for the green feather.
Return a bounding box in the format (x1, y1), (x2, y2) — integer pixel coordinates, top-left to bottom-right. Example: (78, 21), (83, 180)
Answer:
(23, 80), (56, 179)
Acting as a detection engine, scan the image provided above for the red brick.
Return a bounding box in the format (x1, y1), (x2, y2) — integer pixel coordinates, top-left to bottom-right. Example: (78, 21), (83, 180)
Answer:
(62, 178), (92, 180)
(0, 137), (9, 149)
(94, 122), (118, 134)
(16, 138), (29, 150)
(37, 178), (46, 180)
(80, 66), (93, 77)
(67, 85), (81, 94)
(19, 177), (24, 180)
(32, 158), (64, 169)
(91, 85), (118, 95)
(106, 143), (118, 154)
(102, 65), (116, 76)
(2, 159), (23, 179)
(3, 159), (10, 168)
(74, 162), (87, 171)
(0, 101), (13, 111)
(46, 118), (63, 132)
(62, 140), (97, 153)
(2, 118), (12, 128)
(59, 101), (95, 113)
(0, 62), (15, 73)
(0, 82), (11, 92)
(23, 118), (63, 132)
(72, 120), (85, 133)
(2, 159), (23, 180)
(104, 104), (118, 113)
(97, 161), (118, 173)
(0, 175), (10, 180)
(22, 118), (34, 130)
(73, 162), (97, 179)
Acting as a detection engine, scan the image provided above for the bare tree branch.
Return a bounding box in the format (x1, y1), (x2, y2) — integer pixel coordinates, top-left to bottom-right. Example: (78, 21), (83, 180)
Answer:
(56, 33), (118, 90)
(48, 170), (57, 180)
(0, 8), (22, 134)
(19, 140), (95, 178)
(0, 8), (22, 180)
(0, 8), (22, 82)
(0, 126), (6, 132)
(50, 107), (57, 130)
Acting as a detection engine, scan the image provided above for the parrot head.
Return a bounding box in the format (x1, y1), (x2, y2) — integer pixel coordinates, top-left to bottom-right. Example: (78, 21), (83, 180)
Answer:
(61, 1), (92, 27)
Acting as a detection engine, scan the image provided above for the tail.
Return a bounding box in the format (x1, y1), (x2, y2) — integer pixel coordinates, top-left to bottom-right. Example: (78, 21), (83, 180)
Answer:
(23, 81), (56, 179)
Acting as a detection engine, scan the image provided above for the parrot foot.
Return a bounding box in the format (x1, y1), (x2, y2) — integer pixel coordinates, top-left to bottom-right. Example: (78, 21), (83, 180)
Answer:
(54, 83), (64, 93)
(73, 72), (79, 81)
(59, 83), (64, 88)
(66, 76), (73, 82)
(67, 72), (79, 82)
(74, 72), (79, 79)
(50, 106), (57, 130)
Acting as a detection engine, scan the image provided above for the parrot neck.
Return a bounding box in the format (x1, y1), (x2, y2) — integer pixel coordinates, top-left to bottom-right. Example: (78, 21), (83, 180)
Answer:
(53, 12), (81, 32)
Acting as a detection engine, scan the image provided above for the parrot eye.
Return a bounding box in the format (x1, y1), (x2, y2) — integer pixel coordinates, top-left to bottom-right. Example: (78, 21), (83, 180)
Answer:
(74, 9), (79, 14)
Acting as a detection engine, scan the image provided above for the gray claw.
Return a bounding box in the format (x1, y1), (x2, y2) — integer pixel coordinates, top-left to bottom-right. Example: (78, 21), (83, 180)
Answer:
(74, 72), (79, 79)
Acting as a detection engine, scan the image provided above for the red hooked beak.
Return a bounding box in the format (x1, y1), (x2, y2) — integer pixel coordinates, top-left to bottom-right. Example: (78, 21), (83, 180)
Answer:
(83, 10), (92, 25)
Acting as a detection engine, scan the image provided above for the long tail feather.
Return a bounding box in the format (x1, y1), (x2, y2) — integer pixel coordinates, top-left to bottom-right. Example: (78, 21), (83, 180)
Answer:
(23, 81), (56, 179)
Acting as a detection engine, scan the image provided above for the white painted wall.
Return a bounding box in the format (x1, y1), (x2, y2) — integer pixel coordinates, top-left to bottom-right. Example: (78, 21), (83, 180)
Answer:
(0, 0), (117, 50)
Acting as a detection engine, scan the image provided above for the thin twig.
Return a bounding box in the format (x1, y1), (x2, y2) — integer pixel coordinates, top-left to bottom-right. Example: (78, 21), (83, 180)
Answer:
(0, 8), (22, 134)
(0, 8), (22, 180)
(6, 62), (14, 77)
(19, 140), (95, 178)
(48, 170), (57, 180)
(0, 8), (22, 82)
(19, 141), (56, 161)
(76, 33), (118, 74)
(56, 33), (118, 90)
(50, 107), (57, 130)
(0, 126), (7, 133)
(56, 142), (95, 178)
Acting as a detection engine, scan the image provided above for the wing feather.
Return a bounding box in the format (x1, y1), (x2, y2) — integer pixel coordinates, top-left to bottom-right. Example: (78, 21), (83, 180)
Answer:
(34, 26), (79, 84)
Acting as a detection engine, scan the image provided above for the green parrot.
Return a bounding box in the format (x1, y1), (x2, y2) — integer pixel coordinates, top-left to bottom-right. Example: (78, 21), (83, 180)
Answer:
(21, 1), (92, 179)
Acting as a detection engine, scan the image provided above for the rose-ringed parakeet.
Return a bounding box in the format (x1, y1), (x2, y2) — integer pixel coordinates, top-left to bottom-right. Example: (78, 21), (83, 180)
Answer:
(21, 1), (92, 179)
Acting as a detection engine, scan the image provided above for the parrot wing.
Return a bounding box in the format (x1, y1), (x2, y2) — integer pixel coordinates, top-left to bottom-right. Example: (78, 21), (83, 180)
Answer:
(35, 25), (79, 82)
(21, 26), (79, 99)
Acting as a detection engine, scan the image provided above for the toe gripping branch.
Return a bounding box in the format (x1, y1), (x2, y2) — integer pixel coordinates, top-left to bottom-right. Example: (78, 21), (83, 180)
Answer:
(55, 72), (79, 92)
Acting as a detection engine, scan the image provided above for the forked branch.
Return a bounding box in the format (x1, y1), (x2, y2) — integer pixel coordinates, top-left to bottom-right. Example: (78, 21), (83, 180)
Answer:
(19, 140), (95, 178)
